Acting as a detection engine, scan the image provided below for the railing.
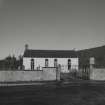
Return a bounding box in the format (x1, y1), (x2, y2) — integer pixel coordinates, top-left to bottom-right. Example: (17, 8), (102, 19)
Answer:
(74, 64), (105, 80)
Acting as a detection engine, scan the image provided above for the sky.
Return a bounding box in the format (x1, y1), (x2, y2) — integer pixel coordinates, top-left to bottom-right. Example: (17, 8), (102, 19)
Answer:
(0, 0), (105, 59)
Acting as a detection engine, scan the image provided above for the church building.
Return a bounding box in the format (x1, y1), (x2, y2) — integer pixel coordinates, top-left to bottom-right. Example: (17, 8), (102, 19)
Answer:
(23, 45), (79, 72)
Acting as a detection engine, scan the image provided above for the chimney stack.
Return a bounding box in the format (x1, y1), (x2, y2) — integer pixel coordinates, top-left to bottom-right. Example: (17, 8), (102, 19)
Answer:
(25, 44), (29, 51)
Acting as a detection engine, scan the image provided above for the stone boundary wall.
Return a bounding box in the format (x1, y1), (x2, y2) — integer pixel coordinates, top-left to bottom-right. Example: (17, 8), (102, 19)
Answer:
(90, 68), (105, 80)
(0, 68), (57, 82)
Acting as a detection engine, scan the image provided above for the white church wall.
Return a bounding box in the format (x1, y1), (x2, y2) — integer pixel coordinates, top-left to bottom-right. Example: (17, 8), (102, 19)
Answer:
(23, 57), (78, 71)
(71, 58), (79, 70)
(35, 58), (45, 70)
(23, 57), (31, 70)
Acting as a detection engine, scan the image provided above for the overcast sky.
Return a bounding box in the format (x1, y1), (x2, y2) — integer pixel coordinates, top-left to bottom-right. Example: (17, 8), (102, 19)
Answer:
(0, 0), (105, 59)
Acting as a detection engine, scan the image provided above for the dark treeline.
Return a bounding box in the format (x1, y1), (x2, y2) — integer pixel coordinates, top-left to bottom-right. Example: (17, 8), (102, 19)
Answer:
(0, 55), (23, 70)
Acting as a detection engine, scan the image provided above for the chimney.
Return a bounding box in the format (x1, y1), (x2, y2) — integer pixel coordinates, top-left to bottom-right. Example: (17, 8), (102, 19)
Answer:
(25, 44), (29, 51)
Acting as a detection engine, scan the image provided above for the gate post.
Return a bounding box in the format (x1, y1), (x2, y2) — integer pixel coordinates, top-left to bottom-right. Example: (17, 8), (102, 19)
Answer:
(90, 57), (95, 69)
(89, 57), (95, 79)
(56, 64), (61, 81)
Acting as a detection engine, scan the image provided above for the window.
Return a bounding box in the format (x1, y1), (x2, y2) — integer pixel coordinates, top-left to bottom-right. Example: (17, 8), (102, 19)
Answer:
(45, 59), (48, 67)
(54, 59), (58, 67)
(31, 59), (34, 70)
(68, 59), (71, 70)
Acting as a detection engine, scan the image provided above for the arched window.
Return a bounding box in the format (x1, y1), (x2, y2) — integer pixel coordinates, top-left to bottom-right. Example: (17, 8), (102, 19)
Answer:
(45, 59), (48, 67)
(31, 59), (34, 70)
(54, 59), (58, 67)
(68, 59), (71, 70)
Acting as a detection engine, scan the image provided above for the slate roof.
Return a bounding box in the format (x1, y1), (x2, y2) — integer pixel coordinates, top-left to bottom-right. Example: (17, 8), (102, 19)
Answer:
(23, 49), (77, 58)
(77, 45), (105, 58)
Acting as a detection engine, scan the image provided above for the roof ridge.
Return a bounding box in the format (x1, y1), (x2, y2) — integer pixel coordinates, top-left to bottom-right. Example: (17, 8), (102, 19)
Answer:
(23, 49), (77, 58)
(27, 49), (76, 51)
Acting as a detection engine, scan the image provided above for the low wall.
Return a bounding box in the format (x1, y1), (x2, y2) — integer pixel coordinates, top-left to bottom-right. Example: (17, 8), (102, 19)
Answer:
(90, 68), (105, 80)
(0, 68), (57, 82)
(42, 67), (57, 80)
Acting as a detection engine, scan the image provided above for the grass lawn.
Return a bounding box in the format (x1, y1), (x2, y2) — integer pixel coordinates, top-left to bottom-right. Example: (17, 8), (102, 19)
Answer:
(0, 81), (105, 105)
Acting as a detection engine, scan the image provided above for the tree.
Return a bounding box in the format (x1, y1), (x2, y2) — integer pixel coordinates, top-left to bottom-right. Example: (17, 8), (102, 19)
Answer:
(18, 55), (23, 70)
(4, 55), (17, 70)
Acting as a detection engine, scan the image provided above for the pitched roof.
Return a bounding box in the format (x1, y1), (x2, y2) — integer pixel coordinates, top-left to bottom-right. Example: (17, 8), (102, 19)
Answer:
(23, 49), (77, 58)
(77, 45), (105, 58)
